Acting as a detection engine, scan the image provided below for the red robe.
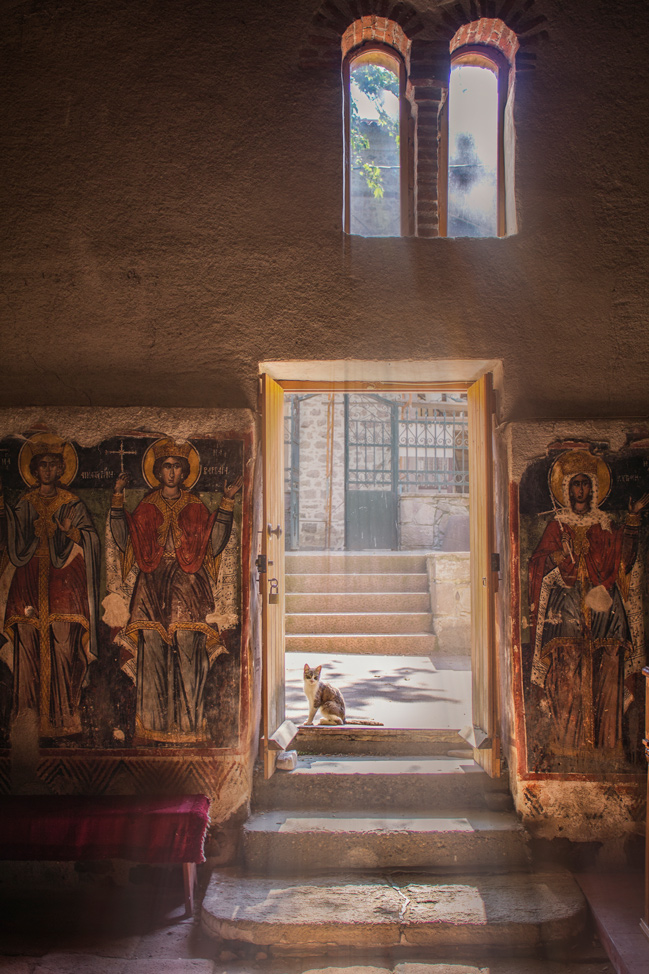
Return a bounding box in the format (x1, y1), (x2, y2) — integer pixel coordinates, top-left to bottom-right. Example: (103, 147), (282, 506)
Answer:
(528, 517), (629, 649)
(124, 490), (217, 576)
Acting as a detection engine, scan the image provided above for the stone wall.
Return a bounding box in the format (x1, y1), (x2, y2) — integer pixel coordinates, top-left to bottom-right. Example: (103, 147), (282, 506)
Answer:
(400, 493), (470, 550)
(291, 395), (345, 550)
(427, 553), (470, 656)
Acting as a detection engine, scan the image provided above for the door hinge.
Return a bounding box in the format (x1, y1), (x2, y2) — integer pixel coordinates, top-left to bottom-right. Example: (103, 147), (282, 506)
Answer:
(255, 554), (267, 573)
(491, 552), (500, 573)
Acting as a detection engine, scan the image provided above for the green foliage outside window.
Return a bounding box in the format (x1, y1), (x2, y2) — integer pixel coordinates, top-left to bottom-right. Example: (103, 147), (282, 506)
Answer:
(350, 63), (399, 199)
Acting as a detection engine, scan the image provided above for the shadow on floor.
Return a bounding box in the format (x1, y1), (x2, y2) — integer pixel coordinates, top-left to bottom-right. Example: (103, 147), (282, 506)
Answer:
(285, 652), (472, 729)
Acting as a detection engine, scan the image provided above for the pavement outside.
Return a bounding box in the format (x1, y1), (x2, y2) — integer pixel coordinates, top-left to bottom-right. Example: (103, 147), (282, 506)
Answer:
(285, 654), (472, 730)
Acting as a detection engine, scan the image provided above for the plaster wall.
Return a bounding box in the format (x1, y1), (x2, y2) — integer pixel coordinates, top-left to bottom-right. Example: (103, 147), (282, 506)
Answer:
(1, 0), (649, 421)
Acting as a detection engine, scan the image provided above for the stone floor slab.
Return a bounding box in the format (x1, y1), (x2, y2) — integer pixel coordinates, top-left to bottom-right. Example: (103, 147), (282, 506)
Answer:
(127, 961), (215, 973)
(33, 954), (128, 974)
(202, 869), (586, 951)
(302, 968), (391, 974)
(202, 872), (403, 947)
(394, 965), (613, 974)
(399, 871), (586, 947)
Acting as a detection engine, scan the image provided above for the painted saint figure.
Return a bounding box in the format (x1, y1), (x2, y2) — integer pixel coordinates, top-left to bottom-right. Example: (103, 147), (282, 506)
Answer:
(529, 449), (649, 753)
(0, 434), (101, 738)
(110, 437), (242, 743)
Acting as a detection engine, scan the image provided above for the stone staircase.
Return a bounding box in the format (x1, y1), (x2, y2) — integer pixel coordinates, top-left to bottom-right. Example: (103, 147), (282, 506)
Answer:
(285, 550), (438, 655)
(201, 755), (594, 964)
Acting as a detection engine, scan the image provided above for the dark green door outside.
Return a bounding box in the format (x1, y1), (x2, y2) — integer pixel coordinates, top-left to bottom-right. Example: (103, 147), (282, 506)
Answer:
(344, 394), (398, 550)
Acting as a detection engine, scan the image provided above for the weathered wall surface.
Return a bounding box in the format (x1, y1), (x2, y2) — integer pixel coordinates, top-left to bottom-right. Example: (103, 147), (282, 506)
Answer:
(1, 0), (649, 421)
(504, 421), (649, 853)
(0, 409), (259, 843)
(2, 0), (649, 851)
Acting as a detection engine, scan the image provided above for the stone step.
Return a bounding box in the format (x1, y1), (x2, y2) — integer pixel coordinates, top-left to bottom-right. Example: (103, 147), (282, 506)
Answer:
(294, 726), (468, 757)
(286, 552), (430, 574)
(286, 572), (429, 593)
(243, 808), (530, 873)
(201, 868), (587, 952)
(199, 959), (610, 974)
(286, 591), (431, 613)
(285, 633), (438, 654)
(252, 756), (511, 812)
(286, 611), (433, 635)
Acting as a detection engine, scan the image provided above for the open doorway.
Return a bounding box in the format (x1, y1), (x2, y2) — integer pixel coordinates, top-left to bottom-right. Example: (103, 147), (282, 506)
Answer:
(283, 390), (472, 739)
(260, 366), (499, 777)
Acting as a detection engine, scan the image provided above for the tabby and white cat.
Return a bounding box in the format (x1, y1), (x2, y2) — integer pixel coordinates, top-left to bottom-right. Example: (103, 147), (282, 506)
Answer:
(303, 663), (383, 726)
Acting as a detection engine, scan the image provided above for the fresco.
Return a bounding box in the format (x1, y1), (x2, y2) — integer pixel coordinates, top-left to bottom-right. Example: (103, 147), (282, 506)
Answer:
(519, 443), (649, 774)
(0, 430), (244, 751)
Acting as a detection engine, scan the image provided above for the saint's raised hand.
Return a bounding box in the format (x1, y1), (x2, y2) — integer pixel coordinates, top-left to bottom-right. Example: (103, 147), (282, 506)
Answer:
(629, 491), (649, 515)
(223, 475), (243, 499)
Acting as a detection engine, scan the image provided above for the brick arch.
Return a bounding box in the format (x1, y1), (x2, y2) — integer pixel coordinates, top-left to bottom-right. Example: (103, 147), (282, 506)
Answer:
(424, 0), (548, 73)
(341, 17), (411, 64)
(450, 18), (519, 66)
(300, 0), (547, 75)
(300, 1), (424, 72)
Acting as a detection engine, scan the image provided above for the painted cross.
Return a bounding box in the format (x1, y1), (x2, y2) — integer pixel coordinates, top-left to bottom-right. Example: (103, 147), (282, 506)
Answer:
(106, 439), (138, 474)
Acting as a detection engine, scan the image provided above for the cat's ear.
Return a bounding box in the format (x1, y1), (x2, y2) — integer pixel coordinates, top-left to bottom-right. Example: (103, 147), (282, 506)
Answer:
(314, 665), (322, 679)
(303, 663), (310, 675)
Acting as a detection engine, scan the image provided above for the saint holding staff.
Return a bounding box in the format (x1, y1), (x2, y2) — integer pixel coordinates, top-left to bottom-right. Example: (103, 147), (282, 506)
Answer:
(110, 437), (242, 743)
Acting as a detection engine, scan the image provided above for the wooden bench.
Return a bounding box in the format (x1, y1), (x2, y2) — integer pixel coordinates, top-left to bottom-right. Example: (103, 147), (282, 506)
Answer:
(0, 793), (210, 915)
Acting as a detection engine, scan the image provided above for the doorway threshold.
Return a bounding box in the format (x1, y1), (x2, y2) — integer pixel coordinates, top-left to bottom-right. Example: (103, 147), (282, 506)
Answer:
(287, 650), (472, 755)
(295, 724), (468, 757)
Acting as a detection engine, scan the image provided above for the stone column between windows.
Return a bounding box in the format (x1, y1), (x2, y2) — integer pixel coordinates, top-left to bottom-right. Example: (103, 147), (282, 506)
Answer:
(410, 81), (446, 238)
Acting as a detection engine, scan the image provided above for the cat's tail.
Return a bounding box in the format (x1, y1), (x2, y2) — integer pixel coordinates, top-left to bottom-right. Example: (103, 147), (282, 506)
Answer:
(344, 718), (384, 726)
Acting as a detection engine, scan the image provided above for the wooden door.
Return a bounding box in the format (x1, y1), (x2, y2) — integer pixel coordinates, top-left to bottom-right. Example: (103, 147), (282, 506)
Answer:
(466, 372), (500, 776)
(261, 374), (287, 777)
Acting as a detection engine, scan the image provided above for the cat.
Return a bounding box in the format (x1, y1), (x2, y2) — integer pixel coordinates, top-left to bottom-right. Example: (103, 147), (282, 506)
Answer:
(302, 663), (383, 726)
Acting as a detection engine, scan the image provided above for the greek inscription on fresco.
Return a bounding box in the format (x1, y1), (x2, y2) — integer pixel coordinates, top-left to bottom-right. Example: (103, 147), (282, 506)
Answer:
(0, 431), (244, 751)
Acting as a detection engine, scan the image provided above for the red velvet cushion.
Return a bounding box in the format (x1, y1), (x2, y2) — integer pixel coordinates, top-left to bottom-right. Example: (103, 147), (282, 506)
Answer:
(0, 794), (210, 863)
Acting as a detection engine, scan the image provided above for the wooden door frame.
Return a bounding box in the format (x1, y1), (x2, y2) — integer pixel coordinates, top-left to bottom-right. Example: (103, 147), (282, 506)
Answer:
(260, 373), (500, 776)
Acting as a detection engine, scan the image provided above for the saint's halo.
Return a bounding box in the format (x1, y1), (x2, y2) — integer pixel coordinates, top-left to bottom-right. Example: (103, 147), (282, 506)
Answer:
(18, 432), (78, 488)
(142, 437), (201, 490)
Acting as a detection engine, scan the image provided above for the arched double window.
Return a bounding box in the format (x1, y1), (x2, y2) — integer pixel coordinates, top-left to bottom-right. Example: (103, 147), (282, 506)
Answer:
(342, 17), (517, 238)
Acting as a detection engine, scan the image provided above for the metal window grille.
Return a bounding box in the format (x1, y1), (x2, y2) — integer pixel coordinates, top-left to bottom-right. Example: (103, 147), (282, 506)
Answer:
(397, 400), (469, 494)
(345, 396), (396, 491)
